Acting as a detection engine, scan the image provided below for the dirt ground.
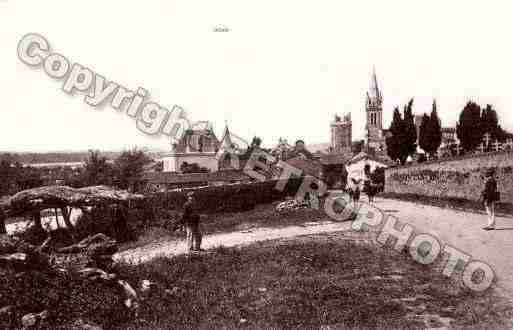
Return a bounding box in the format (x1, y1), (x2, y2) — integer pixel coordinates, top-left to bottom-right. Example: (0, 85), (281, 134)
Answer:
(115, 196), (513, 306)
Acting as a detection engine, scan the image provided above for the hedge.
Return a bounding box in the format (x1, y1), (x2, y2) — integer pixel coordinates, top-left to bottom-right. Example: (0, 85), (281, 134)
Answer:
(145, 178), (303, 214)
(125, 178), (305, 230)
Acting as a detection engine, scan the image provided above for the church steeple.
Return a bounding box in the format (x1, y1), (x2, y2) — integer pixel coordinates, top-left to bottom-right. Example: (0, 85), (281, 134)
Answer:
(219, 122), (233, 150)
(367, 66), (382, 105)
(365, 67), (385, 152)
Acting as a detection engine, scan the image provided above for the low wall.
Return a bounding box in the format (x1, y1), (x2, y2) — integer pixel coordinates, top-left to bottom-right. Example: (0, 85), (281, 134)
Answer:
(385, 151), (513, 204)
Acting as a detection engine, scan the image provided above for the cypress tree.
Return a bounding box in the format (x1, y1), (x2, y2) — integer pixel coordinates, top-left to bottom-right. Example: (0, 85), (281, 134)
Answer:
(386, 107), (404, 163)
(428, 100), (442, 156)
(403, 98), (418, 160)
(418, 113), (431, 155)
(456, 102), (483, 152)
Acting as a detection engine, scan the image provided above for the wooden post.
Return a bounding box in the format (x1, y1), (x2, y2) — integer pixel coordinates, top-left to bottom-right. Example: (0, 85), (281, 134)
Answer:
(54, 208), (60, 228)
(32, 211), (43, 231)
(60, 206), (74, 229)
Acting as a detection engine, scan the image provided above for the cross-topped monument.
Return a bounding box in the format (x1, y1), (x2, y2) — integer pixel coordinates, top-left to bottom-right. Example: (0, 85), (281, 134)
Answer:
(493, 140), (502, 152)
(483, 133), (492, 147)
(454, 142), (462, 155)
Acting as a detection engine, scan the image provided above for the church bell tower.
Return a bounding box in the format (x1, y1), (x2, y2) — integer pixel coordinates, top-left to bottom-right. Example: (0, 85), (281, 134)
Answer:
(365, 67), (385, 150)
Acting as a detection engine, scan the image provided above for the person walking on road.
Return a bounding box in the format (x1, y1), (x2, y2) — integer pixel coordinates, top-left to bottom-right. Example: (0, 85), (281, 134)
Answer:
(482, 169), (499, 230)
(180, 192), (203, 252)
(348, 178), (361, 207)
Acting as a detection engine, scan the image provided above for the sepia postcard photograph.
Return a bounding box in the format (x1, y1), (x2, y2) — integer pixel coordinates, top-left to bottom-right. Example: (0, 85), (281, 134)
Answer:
(1, 1), (513, 329)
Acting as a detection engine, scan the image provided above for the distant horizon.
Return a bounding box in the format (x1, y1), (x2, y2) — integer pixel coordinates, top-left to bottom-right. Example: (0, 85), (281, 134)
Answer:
(3, 1), (513, 153)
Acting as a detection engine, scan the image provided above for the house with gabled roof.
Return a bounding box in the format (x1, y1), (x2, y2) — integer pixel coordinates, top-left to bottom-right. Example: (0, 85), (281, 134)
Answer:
(161, 122), (238, 173)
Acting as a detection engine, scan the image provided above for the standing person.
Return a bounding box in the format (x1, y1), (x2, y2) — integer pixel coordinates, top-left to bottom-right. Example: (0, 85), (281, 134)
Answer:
(353, 181), (361, 206)
(0, 208), (6, 234)
(482, 169), (499, 230)
(363, 164), (373, 203)
(347, 184), (354, 201)
(349, 178), (361, 206)
(366, 184), (377, 204)
(180, 192), (203, 252)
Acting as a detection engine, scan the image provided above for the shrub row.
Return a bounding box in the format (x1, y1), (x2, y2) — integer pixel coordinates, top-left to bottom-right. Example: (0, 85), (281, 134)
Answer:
(146, 178), (303, 213)
(126, 178), (305, 230)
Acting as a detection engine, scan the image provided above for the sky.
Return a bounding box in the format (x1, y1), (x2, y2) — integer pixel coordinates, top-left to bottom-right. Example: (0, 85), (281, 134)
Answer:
(2, 0), (513, 152)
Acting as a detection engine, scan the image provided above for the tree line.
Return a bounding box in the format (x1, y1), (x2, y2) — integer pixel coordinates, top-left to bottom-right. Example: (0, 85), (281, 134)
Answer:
(385, 100), (511, 164)
(0, 151), (120, 165)
(0, 149), (153, 197)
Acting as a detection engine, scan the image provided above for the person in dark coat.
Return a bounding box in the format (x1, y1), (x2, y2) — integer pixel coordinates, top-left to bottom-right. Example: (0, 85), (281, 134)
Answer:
(482, 169), (499, 230)
(366, 183), (378, 204)
(0, 208), (6, 234)
(348, 178), (361, 206)
(180, 192), (203, 252)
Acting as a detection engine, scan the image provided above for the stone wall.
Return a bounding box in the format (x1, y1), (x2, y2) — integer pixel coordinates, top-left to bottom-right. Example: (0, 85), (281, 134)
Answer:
(385, 151), (513, 203)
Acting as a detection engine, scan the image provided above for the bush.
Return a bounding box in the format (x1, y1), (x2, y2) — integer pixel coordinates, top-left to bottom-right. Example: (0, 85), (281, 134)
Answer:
(144, 178), (303, 215)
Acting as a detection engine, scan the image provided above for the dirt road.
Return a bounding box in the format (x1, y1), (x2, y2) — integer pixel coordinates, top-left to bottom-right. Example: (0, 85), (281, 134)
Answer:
(115, 197), (513, 298)
(372, 198), (513, 298)
(113, 220), (353, 264)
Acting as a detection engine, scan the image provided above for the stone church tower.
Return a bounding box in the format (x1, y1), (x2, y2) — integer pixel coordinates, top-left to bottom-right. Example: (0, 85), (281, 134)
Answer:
(365, 67), (386, 151)
(330, 113), (352, 153)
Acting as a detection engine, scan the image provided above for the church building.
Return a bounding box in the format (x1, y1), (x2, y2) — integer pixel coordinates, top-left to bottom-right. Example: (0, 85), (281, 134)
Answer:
(365, 68), (388, 153)
(329, 68), (388, 156)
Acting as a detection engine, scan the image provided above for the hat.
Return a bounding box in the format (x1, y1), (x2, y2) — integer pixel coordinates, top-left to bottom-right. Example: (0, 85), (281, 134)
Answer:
(485, 168), (495, 177)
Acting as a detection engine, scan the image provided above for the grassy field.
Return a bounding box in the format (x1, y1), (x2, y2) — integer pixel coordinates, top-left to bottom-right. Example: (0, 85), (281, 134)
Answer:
(115, 231), (512, 329)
